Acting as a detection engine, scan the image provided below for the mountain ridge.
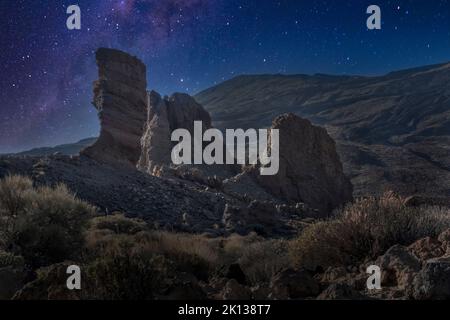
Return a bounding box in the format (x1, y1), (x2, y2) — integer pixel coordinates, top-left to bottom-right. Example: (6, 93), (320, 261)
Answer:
(195, 61), (450, 198)
(11, 138), (97, 156)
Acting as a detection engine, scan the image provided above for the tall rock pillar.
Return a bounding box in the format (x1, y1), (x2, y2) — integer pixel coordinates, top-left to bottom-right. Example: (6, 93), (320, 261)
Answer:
(81, 48), (148, 166)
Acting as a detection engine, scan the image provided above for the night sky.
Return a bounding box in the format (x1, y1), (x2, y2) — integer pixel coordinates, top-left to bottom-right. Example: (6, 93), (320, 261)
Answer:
(1, 0), (449, 153)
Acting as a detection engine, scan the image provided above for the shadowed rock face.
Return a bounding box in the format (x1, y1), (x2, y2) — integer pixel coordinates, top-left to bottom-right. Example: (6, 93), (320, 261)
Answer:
(81, 48), (148, 166)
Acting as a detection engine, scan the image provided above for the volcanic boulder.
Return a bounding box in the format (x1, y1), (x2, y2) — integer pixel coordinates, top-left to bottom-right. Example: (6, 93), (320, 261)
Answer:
(82, 48), (148, 166)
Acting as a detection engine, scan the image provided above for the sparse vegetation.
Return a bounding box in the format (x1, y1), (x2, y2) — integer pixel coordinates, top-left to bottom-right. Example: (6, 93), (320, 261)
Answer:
(0, 175), (94, 269)
(290, 192), (450, 271)
(237, 239), (290, 285)
(1, 175), (450, 300)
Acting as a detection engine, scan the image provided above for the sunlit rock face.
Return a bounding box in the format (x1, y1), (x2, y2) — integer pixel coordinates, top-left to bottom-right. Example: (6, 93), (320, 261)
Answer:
(138, 91), (212, 175)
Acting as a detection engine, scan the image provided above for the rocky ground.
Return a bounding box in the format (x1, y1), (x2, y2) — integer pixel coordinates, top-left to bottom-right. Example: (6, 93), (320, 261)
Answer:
(197, 229), (450, 300)
(3, 152), (333, 238)
(4, 209), (450, 300)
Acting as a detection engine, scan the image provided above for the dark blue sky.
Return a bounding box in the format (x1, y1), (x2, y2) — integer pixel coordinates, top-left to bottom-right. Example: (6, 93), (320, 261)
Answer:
(1, 0), (449, 153)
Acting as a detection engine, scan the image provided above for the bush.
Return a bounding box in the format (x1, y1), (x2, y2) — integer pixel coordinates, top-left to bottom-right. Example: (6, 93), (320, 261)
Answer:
(85, 215), (216, 283)
(0, 250), (24, 268)
(90, 213), (147, 235)
(238, 239), (290, 285)
(0, 175), (95, 269)
(84, 242), (175, 300)
(290, 192), (450, 271)
(0, 175), (33, 248)
(148, 231), (221, 267)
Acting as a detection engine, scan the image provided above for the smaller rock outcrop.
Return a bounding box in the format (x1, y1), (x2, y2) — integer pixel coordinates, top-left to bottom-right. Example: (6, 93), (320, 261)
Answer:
(257, 114), (353, 214)
(375, 245), (421, 290)
(221, 114), (353, 215)
(413, 255), (450, 300)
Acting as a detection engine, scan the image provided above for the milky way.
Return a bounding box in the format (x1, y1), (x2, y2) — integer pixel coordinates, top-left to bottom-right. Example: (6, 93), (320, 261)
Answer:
(1, 0), (450, 153)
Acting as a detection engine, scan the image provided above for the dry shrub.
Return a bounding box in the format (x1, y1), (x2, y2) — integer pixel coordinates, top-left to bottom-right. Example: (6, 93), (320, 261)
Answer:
(213, 233), (289, 284)
(237, 239), (290, 285)
(85, 215), (219, 281)
(148, 231), (222, 266)
(149, 231), (290, 284)
(85, 215), (288, 285)
(222, 233), (263, 257)
(290, 192), (450, 271)
(90, 213), (147, 235)
(84, 242), (175, 300)
(289, 221), (350, 271)
(81, 216), (179, 299)
(0, 175), (34, 247)
(142, 232), (214, 281)
(0, 175), (95, 269)
(0, 250), (24, 268)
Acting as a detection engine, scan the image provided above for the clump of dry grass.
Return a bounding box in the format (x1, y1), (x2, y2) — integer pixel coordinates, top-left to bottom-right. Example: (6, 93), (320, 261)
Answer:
(0, 175), (95, 269)
(85, 216), (220, 281)
(90, 213), (147, 235)
(84, 241), (175, 300)
(85, 214), (288, 285)
(290, 192), (450, 271)
(237, 239), (290, 285)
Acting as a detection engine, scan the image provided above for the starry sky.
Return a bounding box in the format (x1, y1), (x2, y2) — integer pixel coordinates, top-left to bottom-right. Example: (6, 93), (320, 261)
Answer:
(1, 0), (450, 153)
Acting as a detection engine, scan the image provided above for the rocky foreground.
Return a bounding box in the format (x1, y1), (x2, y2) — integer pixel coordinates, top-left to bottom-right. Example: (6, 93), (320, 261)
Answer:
(3, 202), (450, 300)
(201, 229), (450, 300)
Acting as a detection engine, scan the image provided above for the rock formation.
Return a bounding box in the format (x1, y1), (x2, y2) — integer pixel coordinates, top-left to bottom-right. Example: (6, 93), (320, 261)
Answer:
(81, 48), (352, 215)
(81, 48), (148, 166)
(138, 91), (172, 175)
(138, 91), (212, 174)
(223, 113), (353, 214)
(257, 114), (353, 214)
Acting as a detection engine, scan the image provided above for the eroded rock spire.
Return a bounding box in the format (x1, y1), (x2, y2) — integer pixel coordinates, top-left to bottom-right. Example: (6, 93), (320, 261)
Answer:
(82, 48), (148, 166)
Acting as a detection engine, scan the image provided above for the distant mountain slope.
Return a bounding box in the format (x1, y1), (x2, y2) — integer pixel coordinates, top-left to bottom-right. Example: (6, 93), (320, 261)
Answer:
(196, 62), (450, 144)
(15, 138), (96, 156)
(195, 62), (450, 198)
